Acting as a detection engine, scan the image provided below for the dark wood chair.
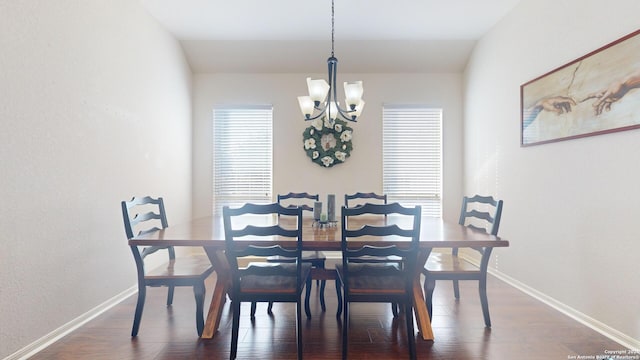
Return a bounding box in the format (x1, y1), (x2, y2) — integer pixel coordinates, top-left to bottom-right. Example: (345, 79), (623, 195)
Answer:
(122, 196), (214, 337)
(336, 203), (422, 360)
(257, 192), (327, 316)
(422, 194), (504, 327)
(343, 192), (401, 317)
(223, 203), (312, 360)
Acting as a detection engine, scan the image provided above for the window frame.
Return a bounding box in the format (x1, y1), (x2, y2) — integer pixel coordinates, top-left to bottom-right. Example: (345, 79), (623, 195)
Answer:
(382, 105), (443, 217)
(212, 105), (273, 215)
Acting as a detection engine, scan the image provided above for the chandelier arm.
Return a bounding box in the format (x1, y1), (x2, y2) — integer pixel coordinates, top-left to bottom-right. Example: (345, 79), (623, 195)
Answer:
(327, 56), (337, 119)
(327, 56), (357, 122)
(336, 107), (357, 121)
(335, 106), (357, 122)
(304, 108), (327, 121)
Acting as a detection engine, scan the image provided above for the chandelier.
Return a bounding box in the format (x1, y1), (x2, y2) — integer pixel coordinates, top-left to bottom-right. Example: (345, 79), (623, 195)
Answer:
(297, 0), (365, 123)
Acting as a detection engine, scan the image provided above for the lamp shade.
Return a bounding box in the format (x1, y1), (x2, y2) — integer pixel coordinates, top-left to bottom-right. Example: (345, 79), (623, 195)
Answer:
(298, 96), (315, 118)
(344, 81), (363, 109)
(306, 78), (330, 104)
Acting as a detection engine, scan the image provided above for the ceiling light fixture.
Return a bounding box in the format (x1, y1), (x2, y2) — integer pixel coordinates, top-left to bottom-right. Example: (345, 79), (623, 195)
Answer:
(297, 0), (365, 124)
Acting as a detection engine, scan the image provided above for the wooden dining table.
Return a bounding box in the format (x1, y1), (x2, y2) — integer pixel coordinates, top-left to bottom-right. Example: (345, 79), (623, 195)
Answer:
(129, 214), (509, 341)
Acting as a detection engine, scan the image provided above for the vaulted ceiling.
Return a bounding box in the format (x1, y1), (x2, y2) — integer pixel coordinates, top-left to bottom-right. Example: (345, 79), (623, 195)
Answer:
(141, 0), (522, 73)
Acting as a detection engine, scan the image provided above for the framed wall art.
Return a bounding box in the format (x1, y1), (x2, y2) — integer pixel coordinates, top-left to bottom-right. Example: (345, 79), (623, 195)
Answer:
(521, 29), (640, 146)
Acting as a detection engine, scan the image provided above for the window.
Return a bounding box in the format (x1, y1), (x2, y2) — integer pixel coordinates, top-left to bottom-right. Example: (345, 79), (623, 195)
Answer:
(382, 105), (442, 217)
(213, 105), (273, 215)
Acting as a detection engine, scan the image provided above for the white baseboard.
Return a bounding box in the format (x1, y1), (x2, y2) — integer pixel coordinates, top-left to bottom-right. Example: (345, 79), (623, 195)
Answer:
(455, 252), (640, 351)
(4, 286), (137, 360)
(487, 268), (639, 350)
(329, 250), (640, 349)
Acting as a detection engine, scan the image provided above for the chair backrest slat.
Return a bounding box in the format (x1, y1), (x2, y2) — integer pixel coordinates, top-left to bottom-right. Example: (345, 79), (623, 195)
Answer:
(277, 192), (319, 212)
(347, 244), (405, 258)
(234, 244), (297, 258)
(231, 224), (299, 238)
(344, 223), (414, 238)
(344, 192), (387, 208)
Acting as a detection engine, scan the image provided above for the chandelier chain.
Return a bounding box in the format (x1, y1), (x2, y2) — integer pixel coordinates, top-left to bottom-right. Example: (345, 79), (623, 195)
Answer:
(331, 0), (335, 57)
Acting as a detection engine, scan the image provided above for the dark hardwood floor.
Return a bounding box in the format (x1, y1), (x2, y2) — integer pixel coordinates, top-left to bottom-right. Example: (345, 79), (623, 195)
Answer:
(31, 271), (625, 359)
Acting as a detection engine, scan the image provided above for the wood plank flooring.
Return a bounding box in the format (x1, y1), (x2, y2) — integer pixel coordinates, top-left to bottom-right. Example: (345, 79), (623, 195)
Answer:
(30, 273), (626, 359)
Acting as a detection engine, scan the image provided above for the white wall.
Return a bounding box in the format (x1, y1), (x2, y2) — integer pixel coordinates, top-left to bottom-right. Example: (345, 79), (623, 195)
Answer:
(0, 1), (193, 357)
(464, 0), (640, 345)
(192, 73), (464, 221)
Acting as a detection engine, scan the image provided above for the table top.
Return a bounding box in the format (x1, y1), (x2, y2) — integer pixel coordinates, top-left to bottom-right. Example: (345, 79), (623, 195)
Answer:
(129, 215), (509, 251)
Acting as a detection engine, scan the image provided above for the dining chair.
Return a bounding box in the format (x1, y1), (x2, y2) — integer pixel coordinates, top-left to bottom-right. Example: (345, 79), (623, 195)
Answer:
(223, 203), (312, 360)
(257, 192), (327, 316)
(422, 194), (504, 327)
(336, 203), (422, 360)
(343, 192), (401, 317)
(122, 196), (214, 337)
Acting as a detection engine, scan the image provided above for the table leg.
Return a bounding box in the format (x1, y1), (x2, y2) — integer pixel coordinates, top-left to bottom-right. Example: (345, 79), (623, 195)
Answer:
(201, 247), (230, 339)
(412, 248), (434, 341)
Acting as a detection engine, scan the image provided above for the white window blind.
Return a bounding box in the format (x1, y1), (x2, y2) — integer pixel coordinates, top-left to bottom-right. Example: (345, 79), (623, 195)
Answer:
(213, 106), (273, 215)
(383, 105), (442, 217)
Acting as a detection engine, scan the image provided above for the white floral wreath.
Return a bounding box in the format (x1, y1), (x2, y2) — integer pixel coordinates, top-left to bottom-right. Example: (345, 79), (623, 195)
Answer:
(303, 116), (353, 168)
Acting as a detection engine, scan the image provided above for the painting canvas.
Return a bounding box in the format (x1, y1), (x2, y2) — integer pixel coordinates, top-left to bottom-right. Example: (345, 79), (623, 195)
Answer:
(521, 29), (640, 146)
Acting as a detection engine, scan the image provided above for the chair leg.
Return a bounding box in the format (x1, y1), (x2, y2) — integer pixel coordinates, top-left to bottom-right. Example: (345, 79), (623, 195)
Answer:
(193, 282), (205, 337)
(313, 259), (324, 286)
(404, 301), (417, 360)
(305, 275), (312, 319)
(453, 280), (460, 299)
(393, 260), (402, 318)
(391, 302), (398, 317)
(423, 277), (436, 322)
(342, 297), (349, 360)
(131, 286), (146, 337)
(335, 277), (343, 319)
(479, 277), (491, 327)
(249, 301), (273, 316)
(250, 302), (257, 319)
(296, 298), (304, 359)
(319, 279), (327, 312)
(267, 301), (274, 315)
(230, 300), (241, 360)
(316, 261), (327, 312)
(167, 285), (175, 306)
